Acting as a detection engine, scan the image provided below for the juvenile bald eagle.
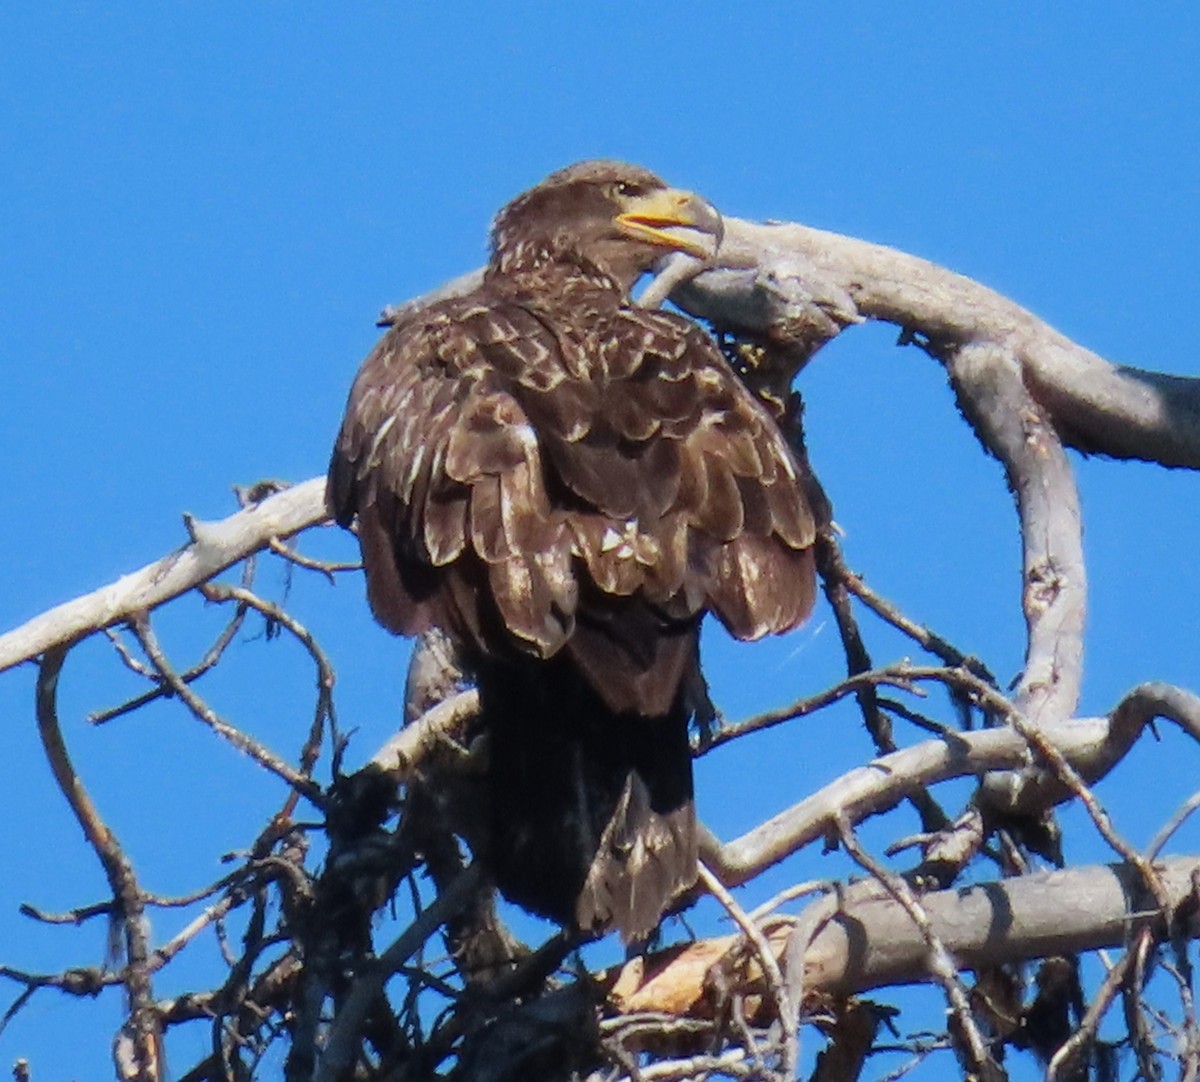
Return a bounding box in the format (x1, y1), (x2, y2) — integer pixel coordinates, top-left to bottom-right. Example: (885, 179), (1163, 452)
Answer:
(328, 161), (816, 941)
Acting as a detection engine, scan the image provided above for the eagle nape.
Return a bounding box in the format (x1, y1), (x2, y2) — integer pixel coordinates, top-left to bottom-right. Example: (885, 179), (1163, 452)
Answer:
(328, 160), (816, 943)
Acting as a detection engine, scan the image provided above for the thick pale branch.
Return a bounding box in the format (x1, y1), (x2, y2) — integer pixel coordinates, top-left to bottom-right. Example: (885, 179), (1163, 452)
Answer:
(674, 219), (1200, 468)
(603, 855), (1200, 1016)
(946, 341), (1085, 727)
(666, 216), (1200, 750)
(707, 717), (1099, 886)
(980, 680), (1200, 819)
(368, 689), (480, 778)
(0, 478), (328, 673)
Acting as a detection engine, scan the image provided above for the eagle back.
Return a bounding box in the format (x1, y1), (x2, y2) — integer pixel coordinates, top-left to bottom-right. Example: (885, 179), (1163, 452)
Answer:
(327, 282), (816, 700)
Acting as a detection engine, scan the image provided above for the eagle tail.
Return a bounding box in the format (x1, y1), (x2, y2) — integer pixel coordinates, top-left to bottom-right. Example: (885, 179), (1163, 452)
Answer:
(476, 651), (697, 943)
(574, 766), (698, 943)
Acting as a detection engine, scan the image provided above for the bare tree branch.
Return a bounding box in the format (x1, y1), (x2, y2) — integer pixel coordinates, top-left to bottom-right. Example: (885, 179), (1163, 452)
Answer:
(944, 341), (1085, 729)
(672, 219), (1200, 469)
(670, 218), (1200, 735)
(0, 478), (329, 673)
(7, 211), (1200, 1078)
(697, 861), (797, 1077)
(833, 815), (1002, 1081)
(604, 854), (1200, 1015)
(35, 646), (163, 1082)
(707, 675), (1200, 885)
(129, 613), (323, 805)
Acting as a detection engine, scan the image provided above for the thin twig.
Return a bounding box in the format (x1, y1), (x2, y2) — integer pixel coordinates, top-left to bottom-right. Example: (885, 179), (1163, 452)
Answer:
(611, 1047), (751, 1081)
(197, 580), (334, 789)
(747, 880), (832, 924)
(836, 562), (995, 684)
(92, 559), (256, 725)
(1122, 926), (1162, 1082)
(812, 528), (894, 754)
(698, 861), (797, 1077)
(19, 900), (114, 925)
(876, 696), (955, 737)
(1160, 958), (1200, 1082)
(1046, 947), (1137, 1079)
(707, 662), (932, 750)
(1146, 789), (1200, 863)
(0, 964), (122, 1038)
(129, 612), (322, 806)
(102, 626), (158, 679)
(833, 814), (998, 1079)
(267, 536), (361, 581)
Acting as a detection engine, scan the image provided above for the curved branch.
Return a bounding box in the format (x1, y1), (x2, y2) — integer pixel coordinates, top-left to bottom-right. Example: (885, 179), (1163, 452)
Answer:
(979, 680), (1200, 819)
(669, 219), (1199, 732)
(674, 219), (1200, 468)
(945, 341), (1085, 726)
(36, 647), (163, 1080)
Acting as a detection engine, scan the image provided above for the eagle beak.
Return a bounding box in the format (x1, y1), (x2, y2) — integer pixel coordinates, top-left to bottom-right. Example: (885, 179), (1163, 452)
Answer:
(615, 188), (724, 259)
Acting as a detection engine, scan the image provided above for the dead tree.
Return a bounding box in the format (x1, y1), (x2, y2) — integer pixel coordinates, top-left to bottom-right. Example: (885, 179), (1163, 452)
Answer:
(2, 211), (1200, 1081)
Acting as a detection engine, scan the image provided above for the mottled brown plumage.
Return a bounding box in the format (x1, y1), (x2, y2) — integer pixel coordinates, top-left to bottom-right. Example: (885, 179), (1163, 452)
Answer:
(329, 161), (816, 940)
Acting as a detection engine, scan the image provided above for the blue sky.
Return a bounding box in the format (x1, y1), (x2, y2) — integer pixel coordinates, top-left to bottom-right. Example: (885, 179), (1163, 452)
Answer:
(2, 4), (1200, 1077)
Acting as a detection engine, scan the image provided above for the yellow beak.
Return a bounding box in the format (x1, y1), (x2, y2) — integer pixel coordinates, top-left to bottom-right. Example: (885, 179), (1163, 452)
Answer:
(615, 187), (723, 258)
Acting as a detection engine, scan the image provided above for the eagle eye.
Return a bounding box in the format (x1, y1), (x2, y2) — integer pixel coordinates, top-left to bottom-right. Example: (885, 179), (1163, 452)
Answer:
(613, 181), (638, 198)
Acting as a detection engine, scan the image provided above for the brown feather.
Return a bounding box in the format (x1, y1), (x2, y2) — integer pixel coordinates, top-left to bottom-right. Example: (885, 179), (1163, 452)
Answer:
(422, 488), (469, 566)
(631, 437), (682, 519)
(444, 391), (531, 483)
(606, 383), (663, 442)
(710, 536), (817, 640)
(522, 379), (599, 443)
(327, 160), (817, 942)
(693, 454), (744, 542)
(541, 429), (641, 518)
(469, 476), (511, 563)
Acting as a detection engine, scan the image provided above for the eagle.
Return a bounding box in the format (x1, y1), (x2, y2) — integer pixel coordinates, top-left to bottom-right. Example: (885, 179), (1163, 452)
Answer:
(328, 161), (816, 942)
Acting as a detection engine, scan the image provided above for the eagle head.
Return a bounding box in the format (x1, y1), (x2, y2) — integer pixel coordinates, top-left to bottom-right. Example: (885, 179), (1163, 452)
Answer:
(489, 160), (723, 292)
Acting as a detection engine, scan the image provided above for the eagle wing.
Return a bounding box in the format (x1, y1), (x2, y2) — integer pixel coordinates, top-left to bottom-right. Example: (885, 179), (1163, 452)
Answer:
(328, 293), (815, 709)
(328, 297), (579, 657)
